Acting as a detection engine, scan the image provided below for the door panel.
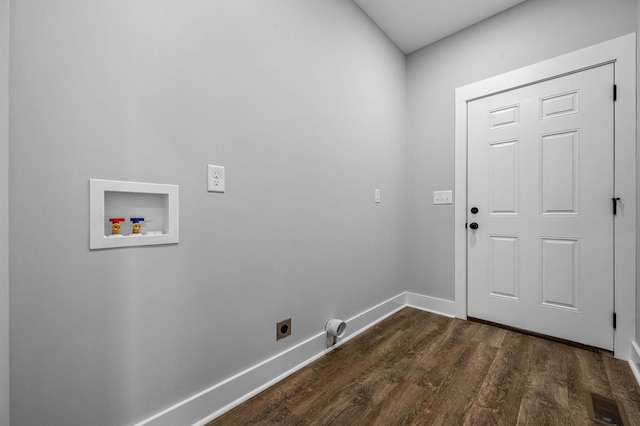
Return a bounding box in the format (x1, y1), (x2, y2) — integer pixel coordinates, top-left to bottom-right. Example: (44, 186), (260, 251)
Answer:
(489, 140), (519, 214)
(467, 64), (614, 350)
(540, 131), (579, 214)
(540, 237), (579, 310)
(489, 236), (519, 299)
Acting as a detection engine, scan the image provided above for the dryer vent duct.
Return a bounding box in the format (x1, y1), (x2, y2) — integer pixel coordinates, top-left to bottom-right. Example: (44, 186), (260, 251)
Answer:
(325, 319), (346, 347)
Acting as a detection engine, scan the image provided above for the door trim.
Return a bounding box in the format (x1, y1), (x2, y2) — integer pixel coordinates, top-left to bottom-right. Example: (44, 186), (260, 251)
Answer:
(454, 33), (636, 359)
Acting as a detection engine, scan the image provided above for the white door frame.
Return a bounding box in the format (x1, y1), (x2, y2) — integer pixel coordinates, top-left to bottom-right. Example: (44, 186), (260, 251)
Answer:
(454, 33), (636, 360)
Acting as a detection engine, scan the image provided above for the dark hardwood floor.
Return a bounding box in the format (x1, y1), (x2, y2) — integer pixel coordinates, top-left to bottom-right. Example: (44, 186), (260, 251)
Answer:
(207, 308), (640, 425)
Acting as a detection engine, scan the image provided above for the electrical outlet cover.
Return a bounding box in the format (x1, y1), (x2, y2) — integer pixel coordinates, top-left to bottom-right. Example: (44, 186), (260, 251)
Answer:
(433, 190), (453, 205)
(208, 165), (225, 193)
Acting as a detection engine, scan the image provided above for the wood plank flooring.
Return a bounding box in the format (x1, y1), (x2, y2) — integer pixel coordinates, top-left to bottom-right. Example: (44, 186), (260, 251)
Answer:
(207, 308), (640, 425)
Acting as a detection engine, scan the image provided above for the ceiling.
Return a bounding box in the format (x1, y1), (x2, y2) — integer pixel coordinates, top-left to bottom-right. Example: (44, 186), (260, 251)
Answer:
(352, 0), (527, 54)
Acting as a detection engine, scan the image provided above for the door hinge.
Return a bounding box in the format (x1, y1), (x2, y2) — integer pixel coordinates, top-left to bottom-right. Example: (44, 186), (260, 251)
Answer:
(613, 312), (617, 329)
(612, 197), (620, 215)
(613, 84), (617, 101)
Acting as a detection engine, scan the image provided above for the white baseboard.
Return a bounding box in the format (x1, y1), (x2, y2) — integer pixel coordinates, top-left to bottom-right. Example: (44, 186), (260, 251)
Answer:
(405, 292), (457, 318)
(132, 292), (407, 426)
(629, 341), (640, 387)
(137, 291), (640, 425)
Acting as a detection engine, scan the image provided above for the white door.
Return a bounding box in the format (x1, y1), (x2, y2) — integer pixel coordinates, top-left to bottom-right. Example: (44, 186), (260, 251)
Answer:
(467, 64), (614, 350)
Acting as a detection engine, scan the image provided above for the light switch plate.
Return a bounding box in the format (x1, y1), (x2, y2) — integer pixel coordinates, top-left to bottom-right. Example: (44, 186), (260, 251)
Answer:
(375, 188), (381, 203)
(208, 165), (225, 193)
(433, 190), (452, 205)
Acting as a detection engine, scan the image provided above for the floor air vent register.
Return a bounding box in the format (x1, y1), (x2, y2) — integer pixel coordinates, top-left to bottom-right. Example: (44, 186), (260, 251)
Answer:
(587, 392), (629, 425)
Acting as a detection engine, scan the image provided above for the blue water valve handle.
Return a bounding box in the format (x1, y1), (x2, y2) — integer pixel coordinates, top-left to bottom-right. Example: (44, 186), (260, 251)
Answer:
(130, 217), (145, 235)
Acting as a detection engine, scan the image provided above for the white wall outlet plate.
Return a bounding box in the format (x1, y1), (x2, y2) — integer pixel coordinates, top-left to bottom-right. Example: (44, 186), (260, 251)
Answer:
(375, 188), (381, 203)
(208, 165), (225, 193)
(433, 190), (453, 205)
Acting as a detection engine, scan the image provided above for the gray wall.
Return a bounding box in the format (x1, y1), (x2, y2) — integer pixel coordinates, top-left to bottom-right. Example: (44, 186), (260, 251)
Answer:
(9, 1), (406, 425)
(406, 0), (638, 300)
(8, 0), (640, 425)
(0, 0), (8, 424)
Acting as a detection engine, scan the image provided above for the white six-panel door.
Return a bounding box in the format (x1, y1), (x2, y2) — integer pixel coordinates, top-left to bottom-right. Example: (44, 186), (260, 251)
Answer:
(467, 64), (614, 350)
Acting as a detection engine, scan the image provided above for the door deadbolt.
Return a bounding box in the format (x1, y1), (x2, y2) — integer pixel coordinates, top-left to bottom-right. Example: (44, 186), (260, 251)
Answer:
(470, 207), (479, 214)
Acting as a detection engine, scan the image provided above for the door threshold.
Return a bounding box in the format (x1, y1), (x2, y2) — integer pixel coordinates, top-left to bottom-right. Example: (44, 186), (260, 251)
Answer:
(468, 317), (613, 356)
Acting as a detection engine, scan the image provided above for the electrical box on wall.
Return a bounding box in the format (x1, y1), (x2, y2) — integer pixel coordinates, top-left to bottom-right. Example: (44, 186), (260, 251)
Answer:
(433, 190), (453, 205)
(89, 179), (179, 250)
